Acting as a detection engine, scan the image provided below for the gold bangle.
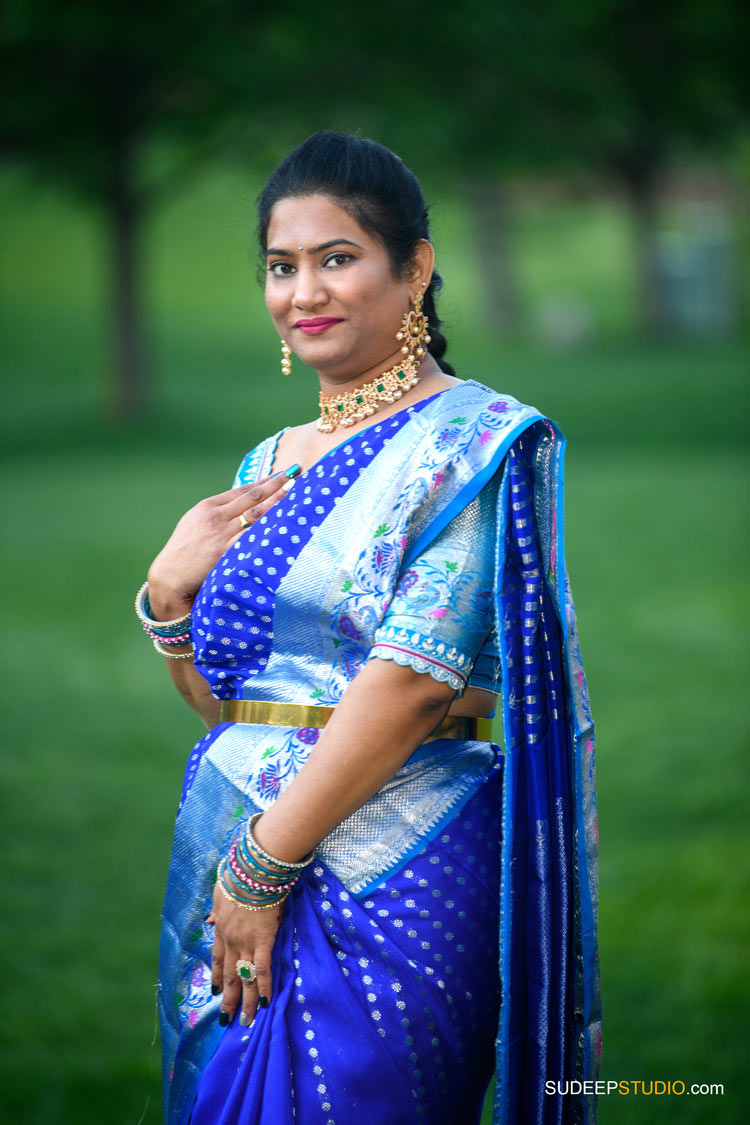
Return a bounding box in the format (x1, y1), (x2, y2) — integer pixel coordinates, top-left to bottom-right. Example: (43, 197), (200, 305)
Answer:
(152, 639), (195, 660)
(216, 867), (289, 912)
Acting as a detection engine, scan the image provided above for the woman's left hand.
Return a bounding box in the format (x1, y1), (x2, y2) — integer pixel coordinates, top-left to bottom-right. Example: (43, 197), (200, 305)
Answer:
(207, 889), (285, 1027)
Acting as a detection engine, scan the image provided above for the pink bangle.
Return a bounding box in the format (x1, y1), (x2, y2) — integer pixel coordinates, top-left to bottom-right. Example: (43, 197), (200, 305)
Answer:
(141, 622), (192, 645)
(228, 842), (298, 893)
(216, 860), (289, 912)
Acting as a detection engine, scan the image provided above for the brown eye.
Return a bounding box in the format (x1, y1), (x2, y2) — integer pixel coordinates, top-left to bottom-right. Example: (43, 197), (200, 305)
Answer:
(323, 253), (352, 268)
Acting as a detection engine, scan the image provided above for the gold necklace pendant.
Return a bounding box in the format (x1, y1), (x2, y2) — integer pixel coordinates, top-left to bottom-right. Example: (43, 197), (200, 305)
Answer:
(317, 359), (421, 433)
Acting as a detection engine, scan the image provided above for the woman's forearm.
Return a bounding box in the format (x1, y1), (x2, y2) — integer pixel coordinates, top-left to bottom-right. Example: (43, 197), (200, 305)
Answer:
(252, 659), (456, 864)
(146, 582), (221, 728)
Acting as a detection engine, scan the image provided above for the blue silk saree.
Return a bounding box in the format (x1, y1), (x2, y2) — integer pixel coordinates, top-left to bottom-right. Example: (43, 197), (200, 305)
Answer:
(158, 379), (601, 1124)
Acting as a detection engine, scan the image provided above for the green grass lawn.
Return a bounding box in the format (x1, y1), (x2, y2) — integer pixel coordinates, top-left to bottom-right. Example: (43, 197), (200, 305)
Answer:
(1, 168), (748, 1123)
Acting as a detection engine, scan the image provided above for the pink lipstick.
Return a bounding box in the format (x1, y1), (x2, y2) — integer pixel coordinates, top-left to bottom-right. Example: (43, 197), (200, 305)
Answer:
(295, 317), (343, 335)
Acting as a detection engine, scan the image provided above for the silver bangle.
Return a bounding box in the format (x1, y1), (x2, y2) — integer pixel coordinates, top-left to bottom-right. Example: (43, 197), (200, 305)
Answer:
(245, 812), (315, 870)
(135, 580), (192, 631)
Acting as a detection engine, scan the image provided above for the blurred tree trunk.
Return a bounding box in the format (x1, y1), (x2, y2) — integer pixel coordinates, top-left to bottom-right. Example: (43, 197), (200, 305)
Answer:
(621, 163), (667, 337)
(464, 178), (523, 331)
(106, 132), (147, 419)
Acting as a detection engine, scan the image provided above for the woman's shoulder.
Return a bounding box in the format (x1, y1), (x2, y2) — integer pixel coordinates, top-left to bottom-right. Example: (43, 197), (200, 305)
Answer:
(232, 419), (322, 486)
(232, 427), (289, 486)
(419, 377), (544, 429)
(398, 378), (550, 482)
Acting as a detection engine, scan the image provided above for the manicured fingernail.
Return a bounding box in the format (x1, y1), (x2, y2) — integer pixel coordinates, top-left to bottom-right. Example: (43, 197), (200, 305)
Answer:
(219, 1010), (230, 1026)
(283, 464), (301, 478)
(281, 479), (295, 492)
(258, 995), (269, 1009)
(239, 1011), (251, 1026)
(211, 984), (222, 996)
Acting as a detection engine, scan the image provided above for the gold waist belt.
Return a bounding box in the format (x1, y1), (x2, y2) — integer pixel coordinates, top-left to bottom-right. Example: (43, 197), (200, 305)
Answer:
(220, 698), (493, 744)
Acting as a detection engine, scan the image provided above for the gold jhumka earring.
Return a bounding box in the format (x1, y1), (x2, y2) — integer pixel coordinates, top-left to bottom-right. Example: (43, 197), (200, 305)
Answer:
(396, 289), (431, 363)
(280, 339), (292, 376)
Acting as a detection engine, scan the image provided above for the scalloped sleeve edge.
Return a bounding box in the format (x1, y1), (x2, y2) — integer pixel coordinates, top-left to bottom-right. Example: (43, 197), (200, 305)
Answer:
(367, 634), (470, 694)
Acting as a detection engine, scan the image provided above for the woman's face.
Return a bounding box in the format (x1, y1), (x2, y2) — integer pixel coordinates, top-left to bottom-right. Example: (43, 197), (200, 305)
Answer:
(264, 193), (416, 383)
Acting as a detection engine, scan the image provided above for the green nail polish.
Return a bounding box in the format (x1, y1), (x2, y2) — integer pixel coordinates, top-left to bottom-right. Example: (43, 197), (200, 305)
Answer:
(283, 464), (301, 478)
(219, 1010), (229, 1027)
(258, 995), (269, 1009)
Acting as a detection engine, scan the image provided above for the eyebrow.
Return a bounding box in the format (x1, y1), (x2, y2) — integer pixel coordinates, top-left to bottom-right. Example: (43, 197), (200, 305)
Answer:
(265, 238), (362, 257)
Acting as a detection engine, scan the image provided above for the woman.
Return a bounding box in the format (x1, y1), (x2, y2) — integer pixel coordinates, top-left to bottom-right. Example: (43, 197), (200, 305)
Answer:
(139, 132), (600, 1124)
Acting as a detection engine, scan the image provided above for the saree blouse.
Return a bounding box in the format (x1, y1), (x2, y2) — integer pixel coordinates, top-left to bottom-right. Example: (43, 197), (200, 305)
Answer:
(369, 480), (501, 695)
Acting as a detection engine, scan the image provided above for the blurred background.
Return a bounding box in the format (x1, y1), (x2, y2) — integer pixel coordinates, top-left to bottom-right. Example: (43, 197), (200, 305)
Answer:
(1, 1), (748, 1122)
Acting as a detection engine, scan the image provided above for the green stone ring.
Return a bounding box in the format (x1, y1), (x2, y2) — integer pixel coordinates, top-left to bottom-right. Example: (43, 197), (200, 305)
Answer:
(235, 959), (257, 984)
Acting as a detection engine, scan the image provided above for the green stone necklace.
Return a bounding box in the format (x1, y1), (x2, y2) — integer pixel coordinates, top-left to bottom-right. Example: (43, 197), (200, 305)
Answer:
(316, 358), (420, 434)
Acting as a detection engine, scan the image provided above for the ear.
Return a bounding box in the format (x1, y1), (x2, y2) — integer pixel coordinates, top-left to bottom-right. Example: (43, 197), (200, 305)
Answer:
(409, 239), (435, 297)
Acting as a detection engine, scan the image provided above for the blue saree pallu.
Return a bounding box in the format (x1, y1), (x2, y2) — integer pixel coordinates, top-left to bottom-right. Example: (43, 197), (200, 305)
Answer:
(158, 381), (601, 1124)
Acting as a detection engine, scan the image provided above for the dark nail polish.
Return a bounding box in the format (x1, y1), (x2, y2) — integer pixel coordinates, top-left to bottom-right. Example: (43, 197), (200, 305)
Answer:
(219, 1010), (229, 1026)
(258, 995), (269, 1009)
(211, 984), (222, 996)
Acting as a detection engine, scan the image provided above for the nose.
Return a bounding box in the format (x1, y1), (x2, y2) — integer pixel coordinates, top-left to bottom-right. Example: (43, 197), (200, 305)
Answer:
(291, 263), (328, 311)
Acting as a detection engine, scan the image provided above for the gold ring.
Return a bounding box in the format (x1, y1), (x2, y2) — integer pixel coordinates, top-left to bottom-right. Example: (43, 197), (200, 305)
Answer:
(238, 513), (252, 530)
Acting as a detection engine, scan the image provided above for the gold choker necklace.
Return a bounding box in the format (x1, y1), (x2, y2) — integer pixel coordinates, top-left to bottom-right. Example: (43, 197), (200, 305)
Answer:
(317, 360), (420, 433)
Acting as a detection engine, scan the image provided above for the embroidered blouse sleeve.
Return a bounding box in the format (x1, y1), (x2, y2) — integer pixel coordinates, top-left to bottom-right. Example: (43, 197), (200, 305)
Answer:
(368, 475), (500, 695)
(232, 431), (282, 487)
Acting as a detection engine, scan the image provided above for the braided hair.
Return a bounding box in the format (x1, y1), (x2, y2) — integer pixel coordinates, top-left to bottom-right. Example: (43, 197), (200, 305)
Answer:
(257, 131), (455, 377)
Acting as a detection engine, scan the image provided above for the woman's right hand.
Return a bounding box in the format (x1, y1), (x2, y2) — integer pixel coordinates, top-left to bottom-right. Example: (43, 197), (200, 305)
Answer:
(147, 471), (298, 619)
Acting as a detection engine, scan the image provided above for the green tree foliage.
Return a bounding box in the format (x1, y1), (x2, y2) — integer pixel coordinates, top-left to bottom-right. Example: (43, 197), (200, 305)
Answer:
(2, 0), (746, 414)
(346, 0), (748, 332)
(529, 0), (749, 330)
(1, 0), (285, 414)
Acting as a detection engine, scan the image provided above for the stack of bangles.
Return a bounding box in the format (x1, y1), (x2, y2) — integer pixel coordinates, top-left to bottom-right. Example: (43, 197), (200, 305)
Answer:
(134, 580), (194, 660)
(217, 812), (315, 911)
